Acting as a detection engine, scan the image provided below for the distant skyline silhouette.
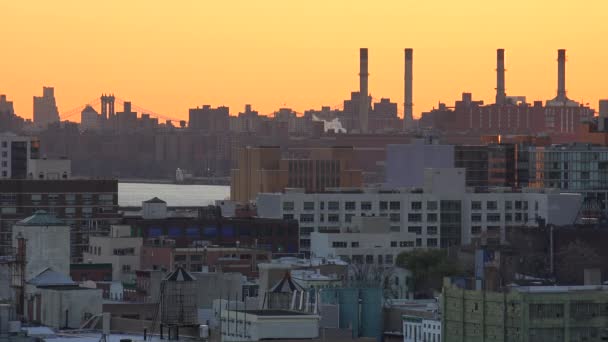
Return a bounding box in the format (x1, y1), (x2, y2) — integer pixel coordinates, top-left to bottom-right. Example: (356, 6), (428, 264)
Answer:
(2, 0), (607, 120)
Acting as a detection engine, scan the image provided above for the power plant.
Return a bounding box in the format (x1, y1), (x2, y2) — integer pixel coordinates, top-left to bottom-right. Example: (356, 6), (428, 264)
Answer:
(418, 48), (594, 135)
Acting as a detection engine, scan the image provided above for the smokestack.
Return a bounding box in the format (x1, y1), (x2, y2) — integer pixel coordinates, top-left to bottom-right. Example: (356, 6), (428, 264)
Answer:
(359, 48), (369, 134)
(496, 49), (506, 105)
(557, 49), (567, 101)
(599, 100), (608, 132)
(403, 48), (413, 131)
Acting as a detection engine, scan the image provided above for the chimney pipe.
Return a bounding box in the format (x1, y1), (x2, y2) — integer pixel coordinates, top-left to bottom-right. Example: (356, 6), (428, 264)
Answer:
(359, 48), (369, 134)
(496, 49), (506, 105)
(599, 100), (608, 132)
(404, 48), (414, 131)
(557, 49), (567, 101)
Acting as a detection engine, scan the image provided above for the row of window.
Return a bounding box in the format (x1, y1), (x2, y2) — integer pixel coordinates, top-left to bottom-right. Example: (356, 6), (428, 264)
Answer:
(283, 201), (440, 211)
(294, 213), (436, 224)
(471, 200), (534, 211)
(471, 213), (529, 223)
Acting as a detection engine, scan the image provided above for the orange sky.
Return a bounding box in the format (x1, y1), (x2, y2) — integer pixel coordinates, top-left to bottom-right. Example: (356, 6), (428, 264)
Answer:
(1, 0), (607, 121)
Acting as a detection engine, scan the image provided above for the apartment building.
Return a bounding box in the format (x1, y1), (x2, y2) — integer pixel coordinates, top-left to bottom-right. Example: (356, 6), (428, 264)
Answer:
(257, 169), (582, 253)
(0, 179), (120, 261)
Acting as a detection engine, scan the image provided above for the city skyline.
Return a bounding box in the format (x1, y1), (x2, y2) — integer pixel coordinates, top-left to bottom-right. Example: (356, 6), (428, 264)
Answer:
(2, 0), (608, 120)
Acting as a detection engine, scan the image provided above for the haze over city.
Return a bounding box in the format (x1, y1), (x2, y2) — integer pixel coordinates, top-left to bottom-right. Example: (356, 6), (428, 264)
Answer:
(2, 0), (608, 119)
(4, 2), (608, 341)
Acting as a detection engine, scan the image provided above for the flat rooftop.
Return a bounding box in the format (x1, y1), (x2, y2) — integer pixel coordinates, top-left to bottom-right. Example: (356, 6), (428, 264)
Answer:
(235, 309), (312, 316)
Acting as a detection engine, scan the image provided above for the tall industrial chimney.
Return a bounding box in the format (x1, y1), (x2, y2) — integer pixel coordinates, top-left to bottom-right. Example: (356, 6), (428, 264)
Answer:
(496, 49), (506, 105)
(557, 49), (567, 101)
(599, 100), (608, 132)
(359, 48), (369, 134)
(403, 48), (414, 131)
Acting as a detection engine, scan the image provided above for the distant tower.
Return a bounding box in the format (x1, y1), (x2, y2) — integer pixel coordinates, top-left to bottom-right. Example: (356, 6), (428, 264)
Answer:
(403, 48), (414, 131)
(496, 49), (506, 105)
(100, 94), (115, 120)
(359, 48), (369, 134)
(557, 49), (567, 101)
(33, 87), (60, 128)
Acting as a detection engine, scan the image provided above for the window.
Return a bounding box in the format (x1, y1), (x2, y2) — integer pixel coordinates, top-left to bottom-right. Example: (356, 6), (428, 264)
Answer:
(385, 255), (394, 264)
(379, 201), (388, 210)
(1, 141), (6, 148)
(487, 213), (501, 222)
(427, 213), (437, 222)
(408, 213), (422, 222)
(365, 255), (374, 264)
(390, 241), (397, 247)
(515, 213), (522, 221)
(351, 241), (359, 248)
(505, 213), (512, 222)
(320, 201), (325, 210)
(360, 201), (372, 210)
(487, 226), (500, 234)
(524, 213), (529, 222)
(190, 255), (202, 261)
(427, 238), (438, 247)
(303, 202), (315, 211)
(328, 214), (339, 223)
(486, 201), (498, 210)
(1, 151), (6, 157)
(505, 201), (512, 210)
(300, 227), (314, 235)
(427, 201), (438, 210)
(328, 201), (339, 210)
(471, 201), (482, 210)
(1, 161), (6, 167)
(390, 213), (401, 222)
(320, 213), (325, 222)
(471, 226), (481, 235)
(411, 201), (422, 210)
(389, 201), (401, 210)
(399, 241), (414, 247)
(282, 201), (294, 211)
(31, 194), (42, 201)
(515, 201), (522, 210)
(122, 264), (131, 272)
(427, 226), (438, 235)
(175, 255), (186, 261)
(345, 201), (356, 210)
(471, 213), (482, 222)
(332, 241), (347, 248)
(416, 238), (422, 247)
(300, 214), (314, 222)
(408, 226), (422, 235)
(377, 255), (383, 264)
(345, 214), (354, 223)
(523, 201), (529, 210)
(283, 214), (294, 220)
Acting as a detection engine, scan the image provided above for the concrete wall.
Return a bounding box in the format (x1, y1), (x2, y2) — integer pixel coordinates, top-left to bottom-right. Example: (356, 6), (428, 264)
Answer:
(27, 159), (71, 180)
(39, 288), (102, 329)
(191, 272), (244, 309)
(13, 224), (70, 280)
(84, 236), (143, 282)
(386, 141), (455, 188)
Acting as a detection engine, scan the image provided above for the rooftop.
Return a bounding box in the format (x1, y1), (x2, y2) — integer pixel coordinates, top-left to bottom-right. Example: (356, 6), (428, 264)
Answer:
(17, 210), (64, 226)
(234, 309), (313, 316)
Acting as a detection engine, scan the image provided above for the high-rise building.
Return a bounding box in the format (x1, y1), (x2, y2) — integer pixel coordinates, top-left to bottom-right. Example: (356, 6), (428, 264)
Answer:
(188, 105), (229, 132)
(0, 132), (40, 179)
(80, 105), (101, 131)
(33, 86), (60, 128)
(231, 146), (363, 203)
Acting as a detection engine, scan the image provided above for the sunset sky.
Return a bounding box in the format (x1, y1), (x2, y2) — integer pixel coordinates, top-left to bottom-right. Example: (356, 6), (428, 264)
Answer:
(2, 0), (607, 121)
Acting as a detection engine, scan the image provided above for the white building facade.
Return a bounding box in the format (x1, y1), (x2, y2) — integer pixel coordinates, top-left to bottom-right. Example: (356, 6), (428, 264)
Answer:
(256, 169), (582, 253)
(403, 315), (441, 342)
(83, 225), (142, 282)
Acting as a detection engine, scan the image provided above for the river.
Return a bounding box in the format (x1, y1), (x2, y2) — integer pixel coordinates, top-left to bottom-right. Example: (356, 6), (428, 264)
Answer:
(118, 182), (230, 207)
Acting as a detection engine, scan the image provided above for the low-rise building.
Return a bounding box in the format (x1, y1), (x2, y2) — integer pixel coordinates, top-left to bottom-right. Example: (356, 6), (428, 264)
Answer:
(219, 309), (320, 341)
(442, 282), (608, 342)
(83, 225), (142, 282)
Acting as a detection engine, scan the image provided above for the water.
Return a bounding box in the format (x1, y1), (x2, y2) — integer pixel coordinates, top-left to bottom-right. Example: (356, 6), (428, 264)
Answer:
(118, 182), (230, 207)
